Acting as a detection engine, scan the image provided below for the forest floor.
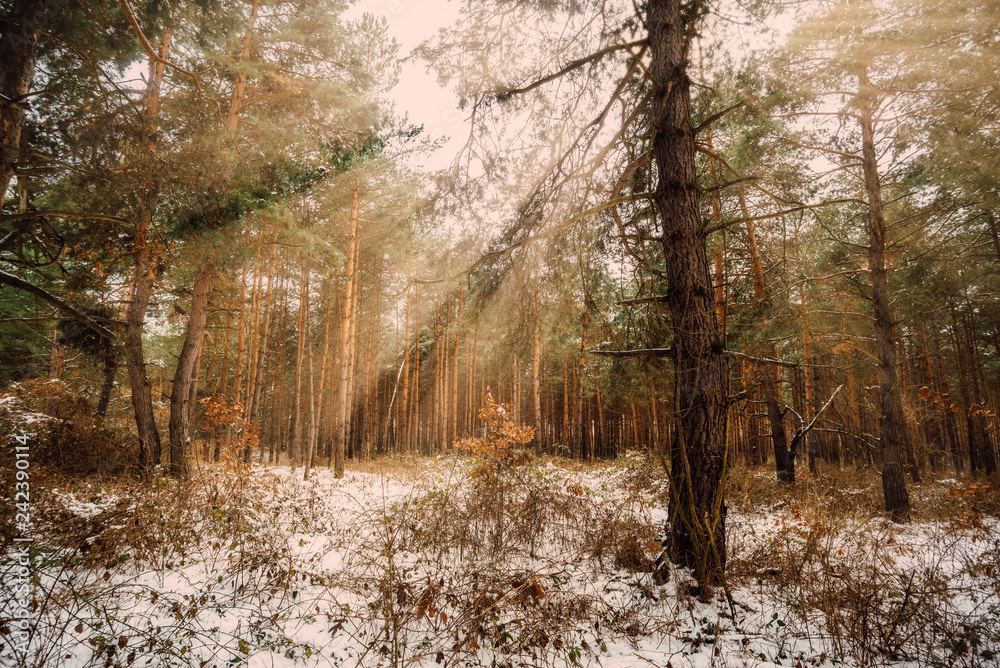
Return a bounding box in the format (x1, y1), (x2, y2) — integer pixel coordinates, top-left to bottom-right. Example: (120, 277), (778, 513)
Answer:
(2, 452), (999, 668)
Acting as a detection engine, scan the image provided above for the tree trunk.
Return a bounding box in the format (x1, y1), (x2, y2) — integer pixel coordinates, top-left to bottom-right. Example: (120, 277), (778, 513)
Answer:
(97, 337), (118, 418)
(332, 184), (360, 475)
(226, 0), (260, 133)
(291, 254), (309, 467)
(0, 0), (69, 200)
(125, 266), (162, 470)
(739, 189), (790, 481)
(986, 211), (1000, 266)
(125, 31), (171, 472)
(532, 298), (543, 451)
(232, 262), (246, 440)
(650, 0), (729, 590)
(249, 238), (277, 460)
(798, 282), (818, 475)
(168, 260), (212, 478)
(858, 65), (910, 522)
(933, 333), (964, 473)
(449, 290), (463, 448)
(577, 307), (588, 459)
(344, 268), (361, 459)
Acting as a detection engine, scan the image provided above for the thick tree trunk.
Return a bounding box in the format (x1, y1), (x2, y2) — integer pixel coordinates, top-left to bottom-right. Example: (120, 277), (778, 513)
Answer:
(858, 66), (910, 522)
(0, 0), (69, 201)
(650, 0), (729, 590)
(126, 265), (161, 469)
(168, 261), (212, 478)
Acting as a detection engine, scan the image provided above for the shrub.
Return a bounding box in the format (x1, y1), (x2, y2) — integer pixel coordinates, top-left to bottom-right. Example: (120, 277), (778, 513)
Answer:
(0, 379), (132, 477)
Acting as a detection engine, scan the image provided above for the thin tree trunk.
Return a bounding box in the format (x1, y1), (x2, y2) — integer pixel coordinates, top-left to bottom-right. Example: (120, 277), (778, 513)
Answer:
(48, 326), (63, 380)
(232, 262), (247, 451)
(562, 357), (570, 447)
(532, 300), (543, 451)
(332, 185), (360, 475)
(577, 307), (588, 459)
(986, 211), (1000, 266)
(249, 239), (277, 460)
(449, 290), (463, 448)
(934, 333), (964, 472)
(739, 190), (790, 482)
(303, 326), (317, 479)
(344, 266), (361, 460)
(799, 282), (817, 475)
(963, 304), (997, 474)
(244, 236), (264, 418)
(226, 0), (260, 133)
(291, 255), (309, 467)
(97, 335), (118, 418)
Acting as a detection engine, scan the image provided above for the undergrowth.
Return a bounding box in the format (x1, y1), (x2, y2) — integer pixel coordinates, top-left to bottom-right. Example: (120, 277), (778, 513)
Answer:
(1, 418), (998, 667)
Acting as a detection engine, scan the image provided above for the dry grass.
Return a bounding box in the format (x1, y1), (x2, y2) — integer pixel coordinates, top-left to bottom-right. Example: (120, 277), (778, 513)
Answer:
(726, 463), (1000, 667)
(2, 450), (999, 667)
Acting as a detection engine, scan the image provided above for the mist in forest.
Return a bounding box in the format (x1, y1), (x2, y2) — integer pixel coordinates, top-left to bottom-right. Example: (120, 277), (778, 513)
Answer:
(1, 0), (998, 666)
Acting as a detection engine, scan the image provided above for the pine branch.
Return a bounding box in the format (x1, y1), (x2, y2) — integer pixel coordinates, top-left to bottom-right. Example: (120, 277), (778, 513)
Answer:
(694, 96), (758, 134)
(0, 270), (115, 339)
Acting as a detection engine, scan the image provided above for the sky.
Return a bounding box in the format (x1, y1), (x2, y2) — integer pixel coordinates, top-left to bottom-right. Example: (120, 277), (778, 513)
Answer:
(342, 0), (465, 172)
(340, 0), (797, 175)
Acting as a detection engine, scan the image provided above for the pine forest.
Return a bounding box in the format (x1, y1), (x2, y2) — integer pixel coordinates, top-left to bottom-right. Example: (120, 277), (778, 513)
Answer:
(1, 1), (999, 666)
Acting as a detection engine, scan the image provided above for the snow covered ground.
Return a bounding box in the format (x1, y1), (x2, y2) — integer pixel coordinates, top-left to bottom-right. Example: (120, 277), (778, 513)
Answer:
(2, 455), (998, 667)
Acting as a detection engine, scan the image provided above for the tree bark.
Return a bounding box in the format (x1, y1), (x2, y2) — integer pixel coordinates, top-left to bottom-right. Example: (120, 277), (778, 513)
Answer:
(858, 65), (910, 522)
(225, 0), (260, 134)
(0, 0), (69, 200)
(331, 184), (360, 475)
(97, 337), (118, 418)
(168, 260), (211, 478)
(577, 307), (588, 459)
(739, 189), (791, 481)
(649, 0), (728, 590)
(125, 31), (171, 472)
(291, 254), (309, 467)
(532, 291), (543, 451)
(249, 239), (277, 460)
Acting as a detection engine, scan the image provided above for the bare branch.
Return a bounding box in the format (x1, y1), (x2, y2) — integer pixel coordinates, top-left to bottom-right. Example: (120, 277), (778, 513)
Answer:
(587, 347), (672, 359)
(790, 385), (843, 450)
(412, 194), (651, 287)
(493, 39), (649, 98)
(116, 0), (207, 79)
